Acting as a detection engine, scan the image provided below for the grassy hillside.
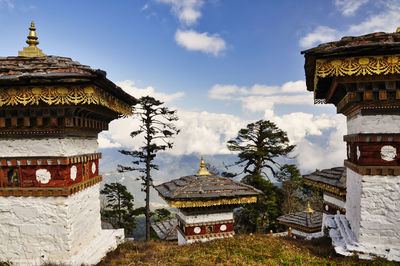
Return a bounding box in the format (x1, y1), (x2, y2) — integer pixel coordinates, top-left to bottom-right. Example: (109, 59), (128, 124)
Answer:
(97, 234), (395, 265)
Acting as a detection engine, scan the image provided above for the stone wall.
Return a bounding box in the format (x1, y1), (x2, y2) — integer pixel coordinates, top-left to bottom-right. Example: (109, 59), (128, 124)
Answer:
(0, 137), (98, 157)
(0, 184), (107, 265)
(345, 168), (362, 241)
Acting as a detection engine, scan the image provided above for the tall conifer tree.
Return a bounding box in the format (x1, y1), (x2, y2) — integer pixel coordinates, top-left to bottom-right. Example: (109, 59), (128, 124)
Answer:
(118, 96), (179, 241)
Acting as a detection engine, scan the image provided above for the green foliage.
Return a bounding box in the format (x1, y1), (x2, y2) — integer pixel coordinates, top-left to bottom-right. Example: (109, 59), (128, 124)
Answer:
(98, 233), (387, 266)
(228, 120), (294, 233)
(100, 182), (137, 235)
(277, 164), (304, 214)
(235, 175), (283, 233)
(118, 96), (179, 241)
(227, 120), (295, 179)
(151, 208), (172, 222)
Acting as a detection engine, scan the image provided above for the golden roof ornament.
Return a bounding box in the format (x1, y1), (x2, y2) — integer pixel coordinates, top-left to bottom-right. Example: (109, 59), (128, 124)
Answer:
(305, 201), (314, 213)
(18, 21), (46, 57)
(397, 27), (400, 33)
(196, 156), (211, 176)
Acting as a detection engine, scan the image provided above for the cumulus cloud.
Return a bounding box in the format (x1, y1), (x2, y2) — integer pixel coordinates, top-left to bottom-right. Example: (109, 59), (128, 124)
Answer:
(299, 26), (339, 48)
(175, 29), (226, 56)
(333, 0), (368, 16)
(0, 0), (14, 8)
(156, 0), (203, 26)
(116, 80), (184, 103)
(209, 80), (313, 109)
(300, 1), (400, 48)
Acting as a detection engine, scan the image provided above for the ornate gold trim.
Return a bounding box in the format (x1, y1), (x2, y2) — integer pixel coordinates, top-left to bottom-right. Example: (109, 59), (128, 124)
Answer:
(0, 86), (132, 115)
(0, 175), (102, 197)
(167, 196), (258, 208)
(316, 55), (400, 78)
(303, 179), (346, 196)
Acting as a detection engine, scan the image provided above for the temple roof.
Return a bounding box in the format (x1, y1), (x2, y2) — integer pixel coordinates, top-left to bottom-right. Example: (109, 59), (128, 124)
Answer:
(301, 30), (400, 95)
(155, 174), (261, 200)
(150, 219), (178, 241)
(277, 211), (322, 230)
(154, 158), (261, 208)
(0, 56), (136, 107)
(303, 167), (346, 195)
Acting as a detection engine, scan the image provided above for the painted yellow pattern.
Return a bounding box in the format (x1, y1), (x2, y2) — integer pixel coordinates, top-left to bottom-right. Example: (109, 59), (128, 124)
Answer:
(168, 196), (258, 208)
(316, 54), (400, 79)
(0, 86), (132, 115)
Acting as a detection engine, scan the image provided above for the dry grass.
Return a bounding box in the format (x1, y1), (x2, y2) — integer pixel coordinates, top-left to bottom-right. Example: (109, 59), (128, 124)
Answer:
(96, 233), (397, 266)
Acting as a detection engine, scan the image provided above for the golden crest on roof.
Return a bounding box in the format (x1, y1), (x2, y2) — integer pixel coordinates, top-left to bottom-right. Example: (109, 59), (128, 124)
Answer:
(18, 21), (46, 57)
(305, 201), (314, 213)
(196, 156), (211, 176)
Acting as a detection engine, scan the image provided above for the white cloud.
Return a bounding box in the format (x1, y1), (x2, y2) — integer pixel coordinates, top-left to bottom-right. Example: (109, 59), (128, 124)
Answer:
(175, 29), (226, 56)
(347, 1), (400, 35)
(299, 26), (339, 48)
(141, 3), (149, 11)
(334, 0), (368, 16)
(156, 0), (203, 26)
(116, 80), (184, 103)
(300, 1), (400, 48)
(0, 0), (14, 8)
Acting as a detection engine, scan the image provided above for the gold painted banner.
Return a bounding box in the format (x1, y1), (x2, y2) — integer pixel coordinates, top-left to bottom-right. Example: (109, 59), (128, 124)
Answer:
(168, 196), (258, 208)
(0, 86), (132, 115)
(316, 54), (400, 78)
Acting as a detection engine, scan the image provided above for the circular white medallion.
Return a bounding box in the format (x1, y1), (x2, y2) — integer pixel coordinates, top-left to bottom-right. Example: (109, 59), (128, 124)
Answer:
(357, 146), (361, 160)
(70, 165), (77, 181)
(36, 169), (51, 184)
(194, 227), (201, 234)
(325, 205), (329, 211)
(91, 162), (96, 174)
(220, 224), (227, 231)
(381, 145), (397, 162)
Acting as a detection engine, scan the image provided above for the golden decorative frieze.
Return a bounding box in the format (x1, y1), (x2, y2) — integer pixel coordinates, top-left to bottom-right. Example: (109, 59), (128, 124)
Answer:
(0, 86), (132, 115)
(316, 55), (400, 79)
(167, 196), (258, 208)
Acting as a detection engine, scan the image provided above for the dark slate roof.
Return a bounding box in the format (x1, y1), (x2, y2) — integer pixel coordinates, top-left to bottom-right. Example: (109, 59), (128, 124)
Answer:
(155, 174), (261, 200)
(0, 56), (136, 105)
(151, 219), (177, 241)
(278, 211), (322, 229)
(303, 167), (346, 190)
(301, 31), (400, 92)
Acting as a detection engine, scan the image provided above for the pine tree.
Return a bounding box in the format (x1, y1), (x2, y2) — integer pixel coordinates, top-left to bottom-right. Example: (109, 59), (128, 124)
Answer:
(277, 164), (304, 214)
(100, 182), (136, 235)
(118, 96), (179, 241)
(228, 120), (294, 232)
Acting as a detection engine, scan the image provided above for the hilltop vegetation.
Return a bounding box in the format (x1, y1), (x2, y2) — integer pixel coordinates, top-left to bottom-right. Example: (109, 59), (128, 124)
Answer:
(97, 234), (395, 265)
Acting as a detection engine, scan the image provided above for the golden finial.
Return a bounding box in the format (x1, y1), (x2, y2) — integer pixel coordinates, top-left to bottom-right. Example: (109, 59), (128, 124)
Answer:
(397, 27), (400, 33)
(18, 21), (46, 57)
(305, 201), (314, 213)
(196, 156), (211, 176)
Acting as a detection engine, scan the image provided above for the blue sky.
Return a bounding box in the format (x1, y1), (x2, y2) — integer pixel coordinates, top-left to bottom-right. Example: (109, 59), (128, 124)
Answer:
(1, 0), (399, 172)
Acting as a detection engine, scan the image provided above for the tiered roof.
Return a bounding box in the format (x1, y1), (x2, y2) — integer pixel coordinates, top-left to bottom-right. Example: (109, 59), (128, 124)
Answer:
(277, 203), (322, 232)
(303, 167), (346, 196)
(155, 157), (261, 208)
(150, 219), (178, 241)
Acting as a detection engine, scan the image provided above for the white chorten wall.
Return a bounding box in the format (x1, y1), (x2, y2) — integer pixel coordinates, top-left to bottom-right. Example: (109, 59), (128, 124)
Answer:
(176, 210), (234, 246)
(0, 137), (124, 265)
(345, 114), (400, 260)
(292, 229), (323, 240)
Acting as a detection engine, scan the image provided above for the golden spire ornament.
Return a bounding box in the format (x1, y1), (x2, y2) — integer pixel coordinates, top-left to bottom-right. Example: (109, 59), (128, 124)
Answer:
(305, 201), (314, 213)
(196, 156), (211, 176)
(18, 21), (46, 57)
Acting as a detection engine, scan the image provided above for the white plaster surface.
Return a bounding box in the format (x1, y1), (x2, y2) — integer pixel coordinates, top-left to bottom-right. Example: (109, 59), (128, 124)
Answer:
(0, 184), (124, 265)
(342, 168), (400, 261)
(0, 137), (98, 157)
(291, 229), (323, 240)
(324, 194), (345, 209)
(177, 229), (233, 246)
(345, 168), (362, 241)
(347, 114), (400, 134)
(176, 210), (233, 224)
